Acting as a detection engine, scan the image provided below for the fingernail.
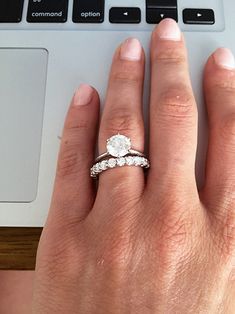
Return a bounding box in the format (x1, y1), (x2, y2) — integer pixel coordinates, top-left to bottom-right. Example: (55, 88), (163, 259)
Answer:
(73, 84), (93, 106)
(213, 48), (235, 70)
(156, 18), (181, 41)
(120, 38), (142, 61)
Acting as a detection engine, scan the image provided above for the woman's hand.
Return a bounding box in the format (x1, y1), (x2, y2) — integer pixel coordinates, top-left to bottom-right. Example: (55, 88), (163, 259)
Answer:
(32, 19), (235, 313)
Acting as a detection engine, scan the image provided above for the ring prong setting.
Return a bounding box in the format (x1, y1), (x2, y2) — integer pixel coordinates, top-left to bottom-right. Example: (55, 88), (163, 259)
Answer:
(106, 134), (132, 158)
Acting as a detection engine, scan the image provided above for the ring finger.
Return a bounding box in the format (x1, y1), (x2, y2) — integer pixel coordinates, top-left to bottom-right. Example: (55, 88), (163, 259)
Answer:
(97, 38), (146, 196)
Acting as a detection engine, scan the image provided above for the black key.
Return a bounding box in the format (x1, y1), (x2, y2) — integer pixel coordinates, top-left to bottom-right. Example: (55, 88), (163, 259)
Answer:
(73, 0), (104, 23)
(109, 8), (141, 24)
(27, 0), (68, 23)
(146, 8), (178, 24)
(146, 0), (177, 9)
(183, 9), (215, 25)
(0, 0), (24, 23)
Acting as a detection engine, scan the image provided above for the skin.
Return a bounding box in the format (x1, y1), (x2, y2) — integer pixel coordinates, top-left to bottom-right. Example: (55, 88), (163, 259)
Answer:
(0, 271), (34, 314)
(1, 19), (235, 313)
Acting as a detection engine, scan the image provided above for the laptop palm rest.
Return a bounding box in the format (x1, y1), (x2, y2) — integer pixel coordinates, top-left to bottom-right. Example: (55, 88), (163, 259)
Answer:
(0, 49), (48, 202)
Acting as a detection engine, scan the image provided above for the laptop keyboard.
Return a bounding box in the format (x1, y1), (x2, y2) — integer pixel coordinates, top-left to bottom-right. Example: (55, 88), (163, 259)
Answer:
(0, 0), (225, 32)
(0, 0), (216, 25)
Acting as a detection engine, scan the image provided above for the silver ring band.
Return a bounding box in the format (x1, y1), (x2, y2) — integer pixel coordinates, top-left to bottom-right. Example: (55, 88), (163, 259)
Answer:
(91, 156), (150, 179)
(95, 149), (145, 163)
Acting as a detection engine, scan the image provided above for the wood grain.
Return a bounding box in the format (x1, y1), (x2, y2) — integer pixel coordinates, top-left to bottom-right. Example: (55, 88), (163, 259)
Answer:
(0, 228), (42, 270)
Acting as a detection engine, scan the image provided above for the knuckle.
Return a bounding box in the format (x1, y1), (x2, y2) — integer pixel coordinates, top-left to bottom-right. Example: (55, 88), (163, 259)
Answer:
(64, 112), (89, 133)
(58, 116), (90, 178)
(157, 212), (191, 248)
(153, 198), (199, 252)
(57, 138), (87, 178)
(112, 67), (142, 85)
(157, 85), (196, 120)
(209, 75), (235, 93)
(146, 203), (196, 271)
(153, 47), (186, 65)
(57, 144), (79, 178)
(104, 110), (142, 135)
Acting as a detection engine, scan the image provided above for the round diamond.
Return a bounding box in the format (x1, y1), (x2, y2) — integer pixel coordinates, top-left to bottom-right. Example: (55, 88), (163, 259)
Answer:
(134, 157), (142, 166)
(117, 157), (126, 167)
(142, 158), (147, 167)
(126, 156), (134, 166)
(108, 158), (117, 168)
(107, 134), (131, 157)
(100, 160), (108, 170)
(142, 158), (149, 168)
(93, 164), (99, 173)
(94, 164), (101, 173)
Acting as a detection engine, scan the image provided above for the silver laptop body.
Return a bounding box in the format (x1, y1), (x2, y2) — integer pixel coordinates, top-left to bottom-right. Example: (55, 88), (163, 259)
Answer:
(0, 0), (232, 226)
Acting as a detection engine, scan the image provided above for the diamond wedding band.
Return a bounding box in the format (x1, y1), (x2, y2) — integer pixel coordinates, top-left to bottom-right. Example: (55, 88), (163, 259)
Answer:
(90, 134), (150, 178)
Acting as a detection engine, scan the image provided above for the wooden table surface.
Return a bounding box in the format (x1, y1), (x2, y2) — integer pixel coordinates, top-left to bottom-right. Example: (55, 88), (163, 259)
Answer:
(0, 228), (42, 270)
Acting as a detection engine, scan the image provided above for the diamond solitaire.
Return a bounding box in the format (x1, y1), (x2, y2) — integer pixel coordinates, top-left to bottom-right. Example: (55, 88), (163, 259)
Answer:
(95, 134), (146, 163)
(107, 134), (131, 158)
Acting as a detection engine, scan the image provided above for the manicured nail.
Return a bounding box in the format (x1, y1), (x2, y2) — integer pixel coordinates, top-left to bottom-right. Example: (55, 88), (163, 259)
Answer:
(213, 48), (235, 70)
(120, 38), (142, 61)
(73, 84), (93, 106)
(156, 18), (181, 41)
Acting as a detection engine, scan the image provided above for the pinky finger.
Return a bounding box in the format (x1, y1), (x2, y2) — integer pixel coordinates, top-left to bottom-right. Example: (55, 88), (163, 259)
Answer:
(48, 84), (100, 225)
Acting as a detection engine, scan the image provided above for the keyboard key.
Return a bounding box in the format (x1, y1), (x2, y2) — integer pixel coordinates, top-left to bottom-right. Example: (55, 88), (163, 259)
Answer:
(183, 9), (215, 25)
(109, 8), (141, 24)
(0, 0), (24, 23)
(27, 0), (68, 23)
(73, 0), (104, 23)
(146, 8), (178, 24)
(146, 0), (178, 24)
(146, 0), (177, 9)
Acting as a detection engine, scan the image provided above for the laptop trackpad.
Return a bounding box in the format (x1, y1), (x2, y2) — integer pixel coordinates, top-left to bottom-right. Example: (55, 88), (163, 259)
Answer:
(0, 49), (48, 202)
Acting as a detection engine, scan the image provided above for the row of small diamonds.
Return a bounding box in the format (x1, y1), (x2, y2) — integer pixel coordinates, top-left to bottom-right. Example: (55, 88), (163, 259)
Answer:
(91, 156), (150, 178)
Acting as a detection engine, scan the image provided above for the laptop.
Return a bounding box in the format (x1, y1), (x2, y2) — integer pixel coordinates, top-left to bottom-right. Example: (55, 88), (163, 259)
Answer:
(0, 0), (231, 227)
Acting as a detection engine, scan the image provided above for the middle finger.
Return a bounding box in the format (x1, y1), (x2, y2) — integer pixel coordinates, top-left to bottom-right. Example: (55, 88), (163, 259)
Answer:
(148, 19), (198, 193)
